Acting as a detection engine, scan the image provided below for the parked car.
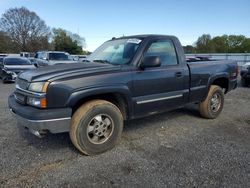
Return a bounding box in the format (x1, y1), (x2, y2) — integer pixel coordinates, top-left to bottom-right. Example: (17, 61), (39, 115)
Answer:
(240, 62), (250, 87)
(78, 55), (88, 62)
(0, 54), (8, 64)
(0, 57), (35, 83)
(9, 35), (238, 155)
(33, 51), (75, 67)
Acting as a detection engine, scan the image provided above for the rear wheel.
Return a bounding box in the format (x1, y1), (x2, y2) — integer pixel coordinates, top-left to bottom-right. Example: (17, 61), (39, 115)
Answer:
(70, 100), (123, 155)
(199, 85), (224, 119)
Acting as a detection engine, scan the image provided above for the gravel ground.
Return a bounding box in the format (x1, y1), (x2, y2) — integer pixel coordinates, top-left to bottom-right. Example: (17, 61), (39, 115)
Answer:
(0, 82), (250, 188)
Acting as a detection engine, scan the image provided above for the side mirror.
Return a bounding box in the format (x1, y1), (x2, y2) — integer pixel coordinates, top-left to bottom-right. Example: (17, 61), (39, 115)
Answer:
(34, 63), (38, 68)
(140, 56), (161, 69)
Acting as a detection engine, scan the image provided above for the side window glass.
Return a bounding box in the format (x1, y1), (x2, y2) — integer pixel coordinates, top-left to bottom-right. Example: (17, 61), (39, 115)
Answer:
(145, 40), (178, 66)
(38, 53), (43, 59)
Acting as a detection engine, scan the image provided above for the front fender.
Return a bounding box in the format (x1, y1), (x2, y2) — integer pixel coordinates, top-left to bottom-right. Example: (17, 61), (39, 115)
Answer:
(66, 84), (133, 116)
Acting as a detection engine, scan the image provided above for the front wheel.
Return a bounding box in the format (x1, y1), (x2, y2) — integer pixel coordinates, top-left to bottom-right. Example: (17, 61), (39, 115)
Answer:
(70, 100), (124, 155)
(199, 85), (224, 119)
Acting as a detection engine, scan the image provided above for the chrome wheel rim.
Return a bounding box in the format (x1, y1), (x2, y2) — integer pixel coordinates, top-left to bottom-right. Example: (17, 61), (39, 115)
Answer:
(87, 114), (114, 144)
(210, 93), (221, 113)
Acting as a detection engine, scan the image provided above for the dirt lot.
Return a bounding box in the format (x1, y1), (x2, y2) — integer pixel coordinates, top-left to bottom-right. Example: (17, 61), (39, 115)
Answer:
(0, 82), (250, 188)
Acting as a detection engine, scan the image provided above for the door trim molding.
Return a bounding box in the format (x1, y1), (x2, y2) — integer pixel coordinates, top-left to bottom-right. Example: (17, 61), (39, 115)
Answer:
(136, 94), (183, 104)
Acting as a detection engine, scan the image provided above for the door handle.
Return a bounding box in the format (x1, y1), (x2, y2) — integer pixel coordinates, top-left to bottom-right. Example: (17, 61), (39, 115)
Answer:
(175, 72), (183, 78)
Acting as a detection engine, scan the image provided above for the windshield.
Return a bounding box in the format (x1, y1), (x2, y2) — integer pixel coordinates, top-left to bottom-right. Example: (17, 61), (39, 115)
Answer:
(87, 38), (141, 65)
(4, 58), (31, 65)
(49, 53), (73, 61)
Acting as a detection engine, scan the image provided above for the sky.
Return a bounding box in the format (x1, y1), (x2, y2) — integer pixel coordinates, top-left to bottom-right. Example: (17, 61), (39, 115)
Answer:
(0, 0), (250, 51)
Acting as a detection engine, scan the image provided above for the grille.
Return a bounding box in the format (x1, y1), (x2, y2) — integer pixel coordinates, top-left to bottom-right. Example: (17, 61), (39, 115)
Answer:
(16, 78), (29, 90)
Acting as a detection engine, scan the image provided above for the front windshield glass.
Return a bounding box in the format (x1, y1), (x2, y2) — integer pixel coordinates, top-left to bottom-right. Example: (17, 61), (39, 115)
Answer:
(87, 38), (141, 65)
(4, 58), (31, 65)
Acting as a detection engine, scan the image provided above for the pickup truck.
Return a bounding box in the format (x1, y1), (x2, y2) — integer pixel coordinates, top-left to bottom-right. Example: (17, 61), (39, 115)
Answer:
(33, 51), (75, 67)
(9, 35), (238, 155)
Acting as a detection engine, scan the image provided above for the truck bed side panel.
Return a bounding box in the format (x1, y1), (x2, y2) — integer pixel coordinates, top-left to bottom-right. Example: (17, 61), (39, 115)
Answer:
(188, 60), (236, 103)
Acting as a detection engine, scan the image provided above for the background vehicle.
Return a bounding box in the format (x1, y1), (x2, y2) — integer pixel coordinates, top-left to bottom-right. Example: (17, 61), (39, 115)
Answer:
(34, 51), (75, 67)
(78, 55), (87, 62)
(240, 62), (250, 87)
(0, 54), (8, 64)
(0, 57), (35, 83)
(9, 35), (238, 155)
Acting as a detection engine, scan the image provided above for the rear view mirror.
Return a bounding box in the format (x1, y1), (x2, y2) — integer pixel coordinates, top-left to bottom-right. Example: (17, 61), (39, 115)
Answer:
(141, 56), (161, 69)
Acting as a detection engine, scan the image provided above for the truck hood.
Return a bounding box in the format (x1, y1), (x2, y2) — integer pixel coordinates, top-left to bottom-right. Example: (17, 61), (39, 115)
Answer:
(4, 65), (35, 73)
(18, 62), (121, 82)
(48, 60), (76, 65)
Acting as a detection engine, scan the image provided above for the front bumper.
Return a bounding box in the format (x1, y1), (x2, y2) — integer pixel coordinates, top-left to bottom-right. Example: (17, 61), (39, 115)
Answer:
(8, 94), (72, 136)
(1, 71), (17, 81)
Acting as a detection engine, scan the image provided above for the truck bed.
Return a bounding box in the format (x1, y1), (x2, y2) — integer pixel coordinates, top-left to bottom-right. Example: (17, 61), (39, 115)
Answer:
(187, 59), (238, 103)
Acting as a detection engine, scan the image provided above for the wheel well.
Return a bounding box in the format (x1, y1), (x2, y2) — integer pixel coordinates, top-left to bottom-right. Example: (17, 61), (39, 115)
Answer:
(212, 77), (229, 93)
(72, 93), (129, 120)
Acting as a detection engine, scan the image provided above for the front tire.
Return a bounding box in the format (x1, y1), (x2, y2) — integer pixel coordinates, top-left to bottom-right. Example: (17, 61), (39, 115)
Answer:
(70, 100), (123, 155)
(199, 85), (224, 119)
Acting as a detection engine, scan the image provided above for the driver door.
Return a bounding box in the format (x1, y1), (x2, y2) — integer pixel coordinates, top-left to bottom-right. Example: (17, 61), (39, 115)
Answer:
(132, 39), (187, 118)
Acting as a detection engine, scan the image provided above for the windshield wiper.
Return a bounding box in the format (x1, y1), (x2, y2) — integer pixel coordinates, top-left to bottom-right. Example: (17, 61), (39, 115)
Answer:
(93, 59), (110, 64)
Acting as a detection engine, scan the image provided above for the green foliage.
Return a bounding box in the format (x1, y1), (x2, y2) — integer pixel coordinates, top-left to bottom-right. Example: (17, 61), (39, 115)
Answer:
(0, 31), (14, 53)
(184, 34), (250, 54)
(52, 28), (84, 54)
(183, 45), (196, 54)
(196, 34), (213, 53)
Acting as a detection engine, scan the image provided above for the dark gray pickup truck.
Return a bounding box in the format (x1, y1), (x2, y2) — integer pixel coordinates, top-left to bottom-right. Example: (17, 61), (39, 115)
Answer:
(9, 35), (238, 155)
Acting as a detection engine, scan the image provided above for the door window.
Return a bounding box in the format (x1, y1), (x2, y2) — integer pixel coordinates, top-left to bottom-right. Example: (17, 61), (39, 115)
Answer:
(145, 40), (178, 66)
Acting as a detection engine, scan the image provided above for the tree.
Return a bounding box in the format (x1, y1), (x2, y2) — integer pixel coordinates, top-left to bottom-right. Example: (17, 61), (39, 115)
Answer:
(210, 35), (229, 53)
(241, 38), (250, 53)
(227, 35), (246, 53)
(195, 34), (213, 53)
(0, 31), (15, 53)
(183, 45), (196, 54)
(194, 34), (250, 53)
(66, 31), (86, 49)
(0, 7), (50, 52)
(52, 28), (83, 54)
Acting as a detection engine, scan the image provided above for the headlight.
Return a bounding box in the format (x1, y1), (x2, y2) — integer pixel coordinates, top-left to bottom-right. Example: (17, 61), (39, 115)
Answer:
(27, 97), (47, 108)
(27, 81), (49, 108)
(28, 81), (49, 93)
(6, 71), (12, 74)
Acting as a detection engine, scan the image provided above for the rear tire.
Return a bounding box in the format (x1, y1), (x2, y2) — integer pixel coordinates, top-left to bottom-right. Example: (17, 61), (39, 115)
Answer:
(70, 100), (123, 155)
(199, 85), (224, 119)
